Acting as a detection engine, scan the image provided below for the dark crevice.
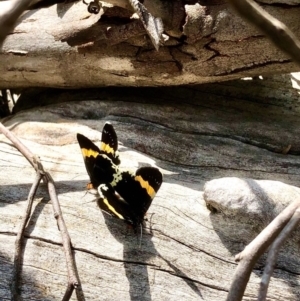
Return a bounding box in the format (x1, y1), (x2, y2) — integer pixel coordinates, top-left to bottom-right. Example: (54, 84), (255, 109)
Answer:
(185, 83), (299, 112)
(154, 229), (237, 265)
(275, 266), (300, 276)
(0, 231), (157, 267)
(236, 35), (265, 42)
(74, 245), (157, 267)
(152, 266), (229, 292)
(0, 232), (16, 237)
(103, 113), (300, 156)
(0, 91), (10, 118)
(204, 38), (224, 61)
(0, 232), (232, 294)
(217, 59), (292, 76)
(28, 0), (70, 10)
(100, 14), (133, 25)
(169, 48), (183, 72)
(174, 44), (198, 61)
(258, 1), (300, 8)
(251, 264), (300, 277)
(159, 159), (300, 175)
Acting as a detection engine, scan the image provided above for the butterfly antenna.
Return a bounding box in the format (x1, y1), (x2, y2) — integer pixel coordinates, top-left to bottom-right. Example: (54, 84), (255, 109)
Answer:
(82, 199), (96, 205)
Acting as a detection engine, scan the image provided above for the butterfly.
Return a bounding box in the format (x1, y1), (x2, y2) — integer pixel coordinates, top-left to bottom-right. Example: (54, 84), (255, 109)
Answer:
(98, 166), (163, 229)
(77, 122), (120, 188)
(77, 122), (163, 229)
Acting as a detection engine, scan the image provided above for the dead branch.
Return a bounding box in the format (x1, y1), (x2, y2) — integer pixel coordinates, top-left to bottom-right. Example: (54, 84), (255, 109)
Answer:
(47, 172), (85, 300)
(226, 199), (300, 301)
(0, 122), (36, 169)
(219, 0), (300, 295)
(227, 0), (300, 66)
(0, 0), (32, 48)
(128, 0), (164, 50)
(0, 122), (85, 301)
(258, 208), (300, 301)
(1, 1), (300, 88)
(10, 171), (43, 301)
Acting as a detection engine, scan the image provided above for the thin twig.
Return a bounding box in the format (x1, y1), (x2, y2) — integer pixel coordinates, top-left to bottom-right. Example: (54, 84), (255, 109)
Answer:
(226, 200), (300, 301)
(46, 172), (85, 300)
(0, 122), (85, 301)
(10, 171), (43, 301)
(258, 208), (300, 301)
(227, 0), (300, 66)
(0, 122), (35, 169)
(62, 283), (75, 301)
(0, 0), (32, 48)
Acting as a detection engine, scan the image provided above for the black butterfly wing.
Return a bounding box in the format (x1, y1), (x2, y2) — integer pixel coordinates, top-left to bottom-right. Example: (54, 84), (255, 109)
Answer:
(77, 133), (102, 187)
(113, 167), (163, 219)
(134, 167), (163, 213)
(97, 166), (162, 228)
(77, 122), (120, 188)
(135, 167), (163, 196)
(98, 184), (139, 226)
(92, 154), (120, 188)
(101, 122), (120, 165)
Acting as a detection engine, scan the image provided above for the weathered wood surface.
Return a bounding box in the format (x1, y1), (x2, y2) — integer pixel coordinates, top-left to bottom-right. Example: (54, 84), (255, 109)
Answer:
(1, 0), (300, 88)
(1, 75), (300, 300)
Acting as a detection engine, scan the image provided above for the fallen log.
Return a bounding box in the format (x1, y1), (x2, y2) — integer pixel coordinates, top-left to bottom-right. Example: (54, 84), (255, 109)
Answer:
(1, 1), (300, 88)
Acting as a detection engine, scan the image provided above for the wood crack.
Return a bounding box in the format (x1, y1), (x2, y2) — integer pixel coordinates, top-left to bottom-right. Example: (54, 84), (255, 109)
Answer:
(151, 266), (229, 292)
(0, 232), (158, 267)
(161, 160), (300, 175)
(256, 1), (300, 8)
(98, 114), (300, 155)
(154, 229), (237, 265)
(217, 59), (292, 76)
(274, 265), (300, 276)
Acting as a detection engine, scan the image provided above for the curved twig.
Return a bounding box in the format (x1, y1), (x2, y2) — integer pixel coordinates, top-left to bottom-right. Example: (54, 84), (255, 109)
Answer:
(226, 199), (300, 301)
(258, 208), (300, 301)
(227, 0), (300, 65)
(10, 171), (43, 301)
(0, 0), (32, 48)
(0, 122), (85, 301)
(0, 122), (36, 169)
(46, 173), (82, 293)
(62, 283), (75, 301)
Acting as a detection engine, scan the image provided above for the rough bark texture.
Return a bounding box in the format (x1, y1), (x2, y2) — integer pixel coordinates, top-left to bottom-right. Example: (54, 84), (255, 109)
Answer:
(1, 74), (300, 300)
(1, 0), (300, 88)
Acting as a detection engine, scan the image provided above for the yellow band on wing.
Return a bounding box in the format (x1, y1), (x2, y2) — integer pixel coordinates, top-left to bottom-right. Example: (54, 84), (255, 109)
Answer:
(82, 148), (99, 158)
(135, 175), (156, 198)
(101, 142), (115, 155)
(103, 198), (124, 220)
